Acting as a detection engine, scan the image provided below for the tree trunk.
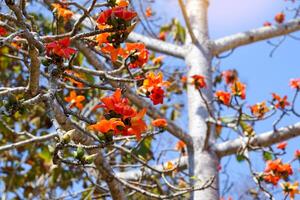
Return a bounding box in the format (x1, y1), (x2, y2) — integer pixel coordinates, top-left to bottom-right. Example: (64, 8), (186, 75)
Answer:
(185, 0), (219, 199)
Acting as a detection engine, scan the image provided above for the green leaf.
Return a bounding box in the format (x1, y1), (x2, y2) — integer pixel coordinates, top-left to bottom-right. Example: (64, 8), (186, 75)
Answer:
(132, 137), (153, 161)
(263, 151), (273, 161)
(236, 154), (246, 162)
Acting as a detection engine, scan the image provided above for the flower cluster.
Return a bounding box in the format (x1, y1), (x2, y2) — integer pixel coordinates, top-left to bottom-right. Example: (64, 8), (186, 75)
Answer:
(263, 159), (293, 185)
(214, 70), (246, 106)
(90, 89), (147, 140)
(45, 37), (76, 60)
(249, 101), (269, 119)
(52, 3), (74, 22)
(140, 72), (170, 105)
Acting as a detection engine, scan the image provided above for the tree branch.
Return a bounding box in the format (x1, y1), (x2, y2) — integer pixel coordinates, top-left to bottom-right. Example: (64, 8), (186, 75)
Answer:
(128, 31), (186, 59)
(212, 18), (300, 55)
(28, 46), (40, 96)
(117, 156), (188, 181)
(214, 122), (300, 158)
(0, 132), (58, 153)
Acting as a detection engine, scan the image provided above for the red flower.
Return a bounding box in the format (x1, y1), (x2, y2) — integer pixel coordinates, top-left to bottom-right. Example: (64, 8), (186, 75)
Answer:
(275, 12), (285, 24)
(264, 159), (293, 185)
(0, 27), (7, 36)
(100, 88), (136, 118)
(215, 91), (231, 106)
(231, 81), (246, 99)
(276, 141), (287, 150)
(126, 108), (147, 140)
(175, 140), (186, 152)
(152, 118), (168, 128)
(90, 118), (125, 134)
(272, 93), (290, 109)
(45, 37), (76, 59)
(222, 70), (238, 85)
(126, 43), (149, 68)
(191, 75), (206, 89)
(149, 87), (164, 105)
(158, 32), (166, 41)
(97, 7), (137, 25)
(290, 78), (300, 90)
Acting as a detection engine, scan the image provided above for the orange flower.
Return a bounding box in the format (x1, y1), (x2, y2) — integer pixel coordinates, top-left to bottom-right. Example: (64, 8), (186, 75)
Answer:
(249, 101), (269, 119)
(152, 118), (168, 128)
(64, 91), (85, 110)
(96, 33), (111, 45)
(290, 78), (300, 90)
(64, 70), (84, 88)
(145, 7), (152, 18)
(165, 161), (175, 170)
(231, 81), (246, 99)
(275, 12), (285, 24)
(116, 0), (129, 7)
(158, 32), (166, 41)
(149, 86), (164, 105)
(143, 72), (168, 91)
(222, 70), (238, 84)
(97, 7), (137, 25)
(264, 174), (280, 185)
(264, 159), (293, 185)
(127, 108), (147, 140)
(276, 141), (287, 150)
(100, 88), (136, 118)
(191, 75), (206, 89)
(175, 140), (186, 152)
(101, 44), (126, 63)
(181, 76), (187, 84)
(45, 37), (76, 59)
(152, 56), (164, 65)
(272, 93), (290, 109)
(215, 91), (231, 106)
(90, 118), (125, 134)
(126, 43), (149, 68)
(280, 182), (300, 200)
(52, 3), (74, 22)
(0, 27), (7, 36)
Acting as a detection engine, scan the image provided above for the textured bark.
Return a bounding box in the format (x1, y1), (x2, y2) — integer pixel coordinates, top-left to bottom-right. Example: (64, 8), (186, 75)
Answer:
(185, 0), (219, 199)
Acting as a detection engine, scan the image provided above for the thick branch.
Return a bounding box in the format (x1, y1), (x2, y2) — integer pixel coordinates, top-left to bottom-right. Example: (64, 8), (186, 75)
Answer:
(28, 46), (40, 96)
(212, 18), (300, 55)
(214, 122), (300, 158)
(127, 32), (186, 58)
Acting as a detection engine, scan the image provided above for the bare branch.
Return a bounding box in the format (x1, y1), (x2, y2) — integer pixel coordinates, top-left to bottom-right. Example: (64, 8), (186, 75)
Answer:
(128, 32), (186, 58)
(0, 132), (58, 153)
(214, 122), (300, 158)
(212, 18), (300, 55)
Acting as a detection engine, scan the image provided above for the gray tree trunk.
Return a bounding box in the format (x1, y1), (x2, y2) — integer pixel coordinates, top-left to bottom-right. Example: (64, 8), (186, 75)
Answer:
(185, 0), (219, 199)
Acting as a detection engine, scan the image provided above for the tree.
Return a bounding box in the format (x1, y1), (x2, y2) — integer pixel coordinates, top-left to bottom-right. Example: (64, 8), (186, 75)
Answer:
(0, 0), (299, 199)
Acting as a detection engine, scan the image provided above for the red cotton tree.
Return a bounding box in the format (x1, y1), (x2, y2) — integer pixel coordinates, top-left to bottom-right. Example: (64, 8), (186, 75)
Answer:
(0, 0), (300, 199)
